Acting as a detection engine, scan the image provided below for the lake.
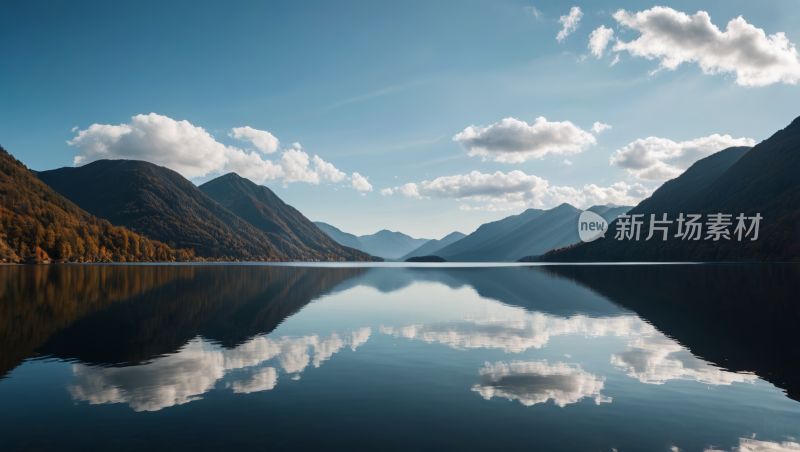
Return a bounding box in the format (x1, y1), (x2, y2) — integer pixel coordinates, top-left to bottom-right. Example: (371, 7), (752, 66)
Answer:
(1, 263), (798, 451)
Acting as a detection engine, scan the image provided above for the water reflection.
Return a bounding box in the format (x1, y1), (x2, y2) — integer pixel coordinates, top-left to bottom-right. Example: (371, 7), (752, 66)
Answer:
(472, 360), (611, 407)
(706, 437), (800, 451)
(611, 335), (757, 386)
(544, 264), (800, 399)
(68, 327), (371, 412)
(1, 264), (798, 450)
(380, 311), (653, 353)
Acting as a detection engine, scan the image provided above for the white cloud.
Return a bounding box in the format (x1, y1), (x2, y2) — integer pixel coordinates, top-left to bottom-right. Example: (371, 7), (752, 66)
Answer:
(351, 172), (373, 192)
(612, 6), (800, 86)
(395, 183), (420, 198)
(472, 360), (611, 407)
(459, 204), (517, 212)
(279, 144), (319, 185)
(71, 126), (79, 132)
(577, 182), (653, 207)
(556, 6), (583, 43)
(229, 126), (279, 153)
(589, 25), (615, 57)
(591, 122), (612, 133)
(380, 188), (394, 196)
(393, 170), (653, 209)
(312, 155), (347, 183)
(452, 117), (597, 163)
(610, 134), (755, 182)
(562, 159), (573, 166)
(67, 113), (354, 187)
(610, 54), (620, 67)
(525, 6), (543, 21)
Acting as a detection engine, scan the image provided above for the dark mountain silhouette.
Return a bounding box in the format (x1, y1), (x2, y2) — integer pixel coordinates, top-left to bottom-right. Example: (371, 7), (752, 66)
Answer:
(199, 173), (376, 261)
(38, 160), (374, 261)
(398, 231), (466, 261)
(404, 255), (445, 262)
(357, 229), (429, 259)
(543, 117), (800, 262)
(0, 146), (188, 264)
(435, 208), (545, 259)
(438, 205), (631, 262)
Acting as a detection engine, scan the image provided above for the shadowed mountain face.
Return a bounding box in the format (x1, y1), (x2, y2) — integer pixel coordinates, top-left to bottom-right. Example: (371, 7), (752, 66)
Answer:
(357, 230), (429, 259)
(199, 173), (376, 262)
(544, 117), (800, 262)
(0, 147), (184, 264)
(436, 208), (545, 260)
(398, 231), (466, 261)
(0, 265), (367, 376)
(38, 160), (285, 260)
(313, 222), (367, 252)
(542, 264), (800, 401)
(440, 204), (631, 262)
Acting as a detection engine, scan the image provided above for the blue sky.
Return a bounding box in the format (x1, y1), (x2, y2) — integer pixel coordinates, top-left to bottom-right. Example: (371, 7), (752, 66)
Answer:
(1, 0), (798, 238)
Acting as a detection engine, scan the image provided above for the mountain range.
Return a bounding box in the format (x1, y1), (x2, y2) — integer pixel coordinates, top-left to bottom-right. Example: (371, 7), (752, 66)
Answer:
(438, 203), (631, 262)
(198, 173), (372, 261)
(398, 231), (467, 261)
(313, 222), (432, 260)
(36, 160), (376, 262)
(541, 116), (800, 262)
(6, 115), (797, 264)
(0, 146), (186, 264)
(317, 203), (631, 263)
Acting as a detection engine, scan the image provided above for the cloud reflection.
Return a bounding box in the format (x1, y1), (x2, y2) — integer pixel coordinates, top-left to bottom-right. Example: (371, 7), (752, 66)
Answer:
(380, 308), (655, 353)
(472, 360), (612, 407)
(68, 327), (371, 412)
(379, 303), (757, 389)
(705, 437), (800, 451)
(611, 335), (758, 386)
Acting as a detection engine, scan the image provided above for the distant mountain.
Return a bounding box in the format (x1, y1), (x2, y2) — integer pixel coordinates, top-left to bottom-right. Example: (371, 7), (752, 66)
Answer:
(405, 255), (445, 262)
(358, 230), (429, 259)
(199, 173), (375, 262)
(398, 231), (466, 261)
(436, 208), (545, 260)
(37, 160), (374, 261)
(313, 221), (367, 252)
(544, 117), (800, 262)
(444, 204), (631, 262)
(0, 146), (186, 263)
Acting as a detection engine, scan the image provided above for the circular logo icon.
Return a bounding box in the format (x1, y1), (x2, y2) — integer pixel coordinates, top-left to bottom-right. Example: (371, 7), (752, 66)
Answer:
(578, 211), (607, 243)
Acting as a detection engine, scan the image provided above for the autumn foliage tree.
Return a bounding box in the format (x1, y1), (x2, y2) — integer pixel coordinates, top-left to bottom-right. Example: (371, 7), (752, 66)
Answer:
(0, 145), (194, 263)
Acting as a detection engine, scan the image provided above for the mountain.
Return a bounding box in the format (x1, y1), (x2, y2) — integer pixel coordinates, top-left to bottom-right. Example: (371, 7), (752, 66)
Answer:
(543, 117), (800, 262)
(405, 255), (445, 262)
(37, 160), (374, 261)
(398, 231), (466, 261)
(445, 204), (631, 262)
(314, 221), (367, 252)
(0, 146), (186, 263)
(357, 230), (429, 259)
(435, 208), (546, 259)
(199, 173), (375, 261)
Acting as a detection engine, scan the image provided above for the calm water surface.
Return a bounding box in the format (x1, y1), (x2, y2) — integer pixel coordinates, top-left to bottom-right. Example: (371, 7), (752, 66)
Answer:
(1, 264), (798, 451)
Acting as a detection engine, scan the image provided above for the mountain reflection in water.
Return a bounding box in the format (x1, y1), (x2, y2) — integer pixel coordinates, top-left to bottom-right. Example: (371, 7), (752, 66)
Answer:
(0, 264), (798, 451)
